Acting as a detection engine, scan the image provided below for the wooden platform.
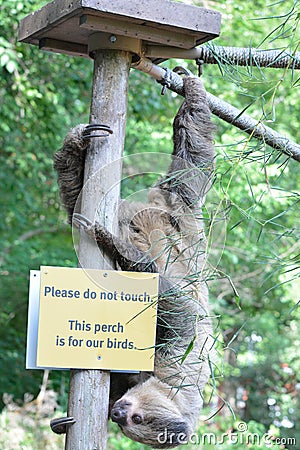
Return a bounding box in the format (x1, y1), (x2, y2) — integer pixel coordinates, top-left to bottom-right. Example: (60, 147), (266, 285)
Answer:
(18, 0), (221, 58)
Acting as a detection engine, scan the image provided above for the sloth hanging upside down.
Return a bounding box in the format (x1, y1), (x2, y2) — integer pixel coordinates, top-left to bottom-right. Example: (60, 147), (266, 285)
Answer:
(53, 75), (216, 448)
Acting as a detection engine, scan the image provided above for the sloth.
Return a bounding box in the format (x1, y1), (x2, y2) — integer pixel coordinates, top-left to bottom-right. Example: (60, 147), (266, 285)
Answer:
(53, 75), (216, 448)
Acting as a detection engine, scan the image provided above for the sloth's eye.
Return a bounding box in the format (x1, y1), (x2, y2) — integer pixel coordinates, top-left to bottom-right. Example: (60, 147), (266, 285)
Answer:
(132, 414), (142, 424)
(129, 223), (140, 233)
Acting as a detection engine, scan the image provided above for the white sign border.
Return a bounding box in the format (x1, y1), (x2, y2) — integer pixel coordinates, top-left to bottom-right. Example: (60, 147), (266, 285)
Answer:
(26, 269), (148, 372)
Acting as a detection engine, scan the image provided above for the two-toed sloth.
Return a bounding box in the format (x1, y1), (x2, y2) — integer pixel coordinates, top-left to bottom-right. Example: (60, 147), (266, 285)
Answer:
(54, 76), (216, 448)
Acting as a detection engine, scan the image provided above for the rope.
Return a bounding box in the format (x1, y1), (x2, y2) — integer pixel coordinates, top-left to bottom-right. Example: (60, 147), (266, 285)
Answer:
(199, 46), (300, 70)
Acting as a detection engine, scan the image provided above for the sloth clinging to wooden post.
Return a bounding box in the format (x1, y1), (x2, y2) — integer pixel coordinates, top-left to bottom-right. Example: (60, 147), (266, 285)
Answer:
(53, 74), (216, 448)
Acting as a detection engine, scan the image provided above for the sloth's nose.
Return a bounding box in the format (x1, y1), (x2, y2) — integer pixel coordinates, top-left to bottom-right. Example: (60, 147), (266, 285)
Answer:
(111, 405), (127, 426)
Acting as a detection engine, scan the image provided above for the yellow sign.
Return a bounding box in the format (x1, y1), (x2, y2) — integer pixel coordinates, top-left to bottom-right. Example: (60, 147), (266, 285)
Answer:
(36, 266), (159, 371)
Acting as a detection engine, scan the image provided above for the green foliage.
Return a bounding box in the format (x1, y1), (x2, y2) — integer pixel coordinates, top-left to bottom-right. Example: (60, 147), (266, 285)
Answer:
(0, 0), (92, 407)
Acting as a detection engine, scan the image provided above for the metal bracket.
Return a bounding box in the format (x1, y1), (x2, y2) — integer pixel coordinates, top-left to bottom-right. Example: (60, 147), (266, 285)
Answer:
(88, 32), (142, 58)
(88, 32), (207, 63)
(143, 44), (202, 61)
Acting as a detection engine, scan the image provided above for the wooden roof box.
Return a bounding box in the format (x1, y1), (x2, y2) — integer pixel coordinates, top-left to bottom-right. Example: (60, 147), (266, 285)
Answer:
(19, 0), (221, 58)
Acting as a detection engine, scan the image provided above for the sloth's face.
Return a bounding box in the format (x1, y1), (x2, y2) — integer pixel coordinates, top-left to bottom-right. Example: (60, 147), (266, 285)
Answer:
(119, 201), (183, 273)
(110, 380), (190, 448)
(128, 208), (179, 247)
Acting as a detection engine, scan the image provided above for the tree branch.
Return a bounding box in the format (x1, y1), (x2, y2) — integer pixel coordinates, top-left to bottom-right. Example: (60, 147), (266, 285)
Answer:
(132, 57), (300, 163)
(148, 46), (300, 70)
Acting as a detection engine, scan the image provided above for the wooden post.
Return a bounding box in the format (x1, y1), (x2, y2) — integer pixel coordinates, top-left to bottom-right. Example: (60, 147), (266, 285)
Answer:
(65, 49), (131, 450)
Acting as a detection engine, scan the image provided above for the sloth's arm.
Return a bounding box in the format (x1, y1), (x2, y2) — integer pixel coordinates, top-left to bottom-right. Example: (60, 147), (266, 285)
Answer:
(73, 214), (158, 274)
(160, 76), (215, 207)
(54, 125), (89, 223)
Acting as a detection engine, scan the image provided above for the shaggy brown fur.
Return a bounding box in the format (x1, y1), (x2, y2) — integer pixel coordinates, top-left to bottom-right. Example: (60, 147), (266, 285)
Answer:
(54, 76), (215, 448)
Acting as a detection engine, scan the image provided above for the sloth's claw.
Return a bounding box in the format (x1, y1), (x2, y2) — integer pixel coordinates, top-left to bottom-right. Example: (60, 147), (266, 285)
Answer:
(72, 213), (96, 239)
(82, 123), (113, 139)
(172, 66), (193, 76)
(72, 213), (93, 229)
(50, 416), (76, 434)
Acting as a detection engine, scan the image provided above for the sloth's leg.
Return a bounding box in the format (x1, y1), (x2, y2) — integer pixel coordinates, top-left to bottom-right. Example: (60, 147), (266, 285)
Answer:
(73, 214), (158, 273)
(160, 76), (215, 207)
(54, 124), (90, 223)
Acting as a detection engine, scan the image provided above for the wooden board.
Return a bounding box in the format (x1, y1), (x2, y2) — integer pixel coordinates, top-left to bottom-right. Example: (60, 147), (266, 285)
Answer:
(18, 0), (221, 57)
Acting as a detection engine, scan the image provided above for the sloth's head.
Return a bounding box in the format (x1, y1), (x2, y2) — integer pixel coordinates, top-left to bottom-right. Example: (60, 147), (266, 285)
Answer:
(110, 378), (191, 448)
(118, 198), (183, 271)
